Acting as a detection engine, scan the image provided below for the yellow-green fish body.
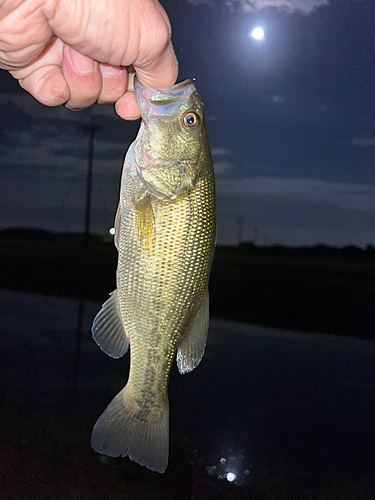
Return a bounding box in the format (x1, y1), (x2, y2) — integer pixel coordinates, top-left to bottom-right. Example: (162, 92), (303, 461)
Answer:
(91, 79), (215, 473)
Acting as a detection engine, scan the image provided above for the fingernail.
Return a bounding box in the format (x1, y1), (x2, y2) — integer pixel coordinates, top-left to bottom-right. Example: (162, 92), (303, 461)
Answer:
(69, 48), (95, 74)
(64, 104), (84, 111)
(100, 63), (122, 76)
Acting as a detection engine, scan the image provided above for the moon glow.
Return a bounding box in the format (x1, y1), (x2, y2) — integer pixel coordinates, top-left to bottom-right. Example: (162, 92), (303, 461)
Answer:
(251, 27), (265, 40)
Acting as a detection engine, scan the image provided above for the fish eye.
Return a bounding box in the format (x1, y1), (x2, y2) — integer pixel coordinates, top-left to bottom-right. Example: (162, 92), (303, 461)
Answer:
(183, 111), (200, 129)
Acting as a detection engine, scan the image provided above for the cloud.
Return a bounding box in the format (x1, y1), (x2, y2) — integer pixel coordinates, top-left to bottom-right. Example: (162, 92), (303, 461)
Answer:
(266, 95), (287, 104)
(0, 126), (128, 176)
(351, 137), (375, 147)
(0, 92), (118, 121)
(211, 148), (234, 173)
(214, 162), (236, 174)
(216, 176), (375, 212)
(211, 148), (231, 156)
(0, 161), (120, 234)
(187, 0), (329, 14)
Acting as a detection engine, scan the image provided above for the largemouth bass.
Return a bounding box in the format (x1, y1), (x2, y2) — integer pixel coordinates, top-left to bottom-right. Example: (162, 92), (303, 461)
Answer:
(91, 78), (216, 473)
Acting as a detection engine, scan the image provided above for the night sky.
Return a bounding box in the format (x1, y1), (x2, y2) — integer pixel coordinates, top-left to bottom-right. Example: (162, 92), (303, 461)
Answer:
(0, 0), (374, 246)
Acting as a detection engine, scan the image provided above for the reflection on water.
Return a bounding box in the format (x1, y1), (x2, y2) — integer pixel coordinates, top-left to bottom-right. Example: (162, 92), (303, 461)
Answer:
(1, 289), (375, 499)
(72, 299), (85, 393)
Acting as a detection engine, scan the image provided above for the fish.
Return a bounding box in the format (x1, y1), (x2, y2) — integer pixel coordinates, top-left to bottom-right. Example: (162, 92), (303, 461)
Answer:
(90, 78), (216, 473)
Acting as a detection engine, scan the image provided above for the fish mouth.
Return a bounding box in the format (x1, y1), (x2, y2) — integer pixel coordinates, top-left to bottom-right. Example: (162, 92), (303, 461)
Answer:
(134, 77), (196, 97)
(134, 78), (197, 119)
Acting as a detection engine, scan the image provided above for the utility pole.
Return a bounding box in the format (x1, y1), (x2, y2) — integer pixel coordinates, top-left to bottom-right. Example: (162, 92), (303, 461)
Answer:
(237, 218), (243, 246)
(82, 114), (101, 249)
(253, 227), (258, 246)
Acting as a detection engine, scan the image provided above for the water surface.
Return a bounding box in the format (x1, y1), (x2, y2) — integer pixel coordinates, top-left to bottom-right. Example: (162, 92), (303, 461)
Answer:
(1, 289), (374, 499)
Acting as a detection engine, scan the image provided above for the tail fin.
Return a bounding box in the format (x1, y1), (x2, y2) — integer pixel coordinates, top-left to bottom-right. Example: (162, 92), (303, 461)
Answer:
(91, 385), (169, 473)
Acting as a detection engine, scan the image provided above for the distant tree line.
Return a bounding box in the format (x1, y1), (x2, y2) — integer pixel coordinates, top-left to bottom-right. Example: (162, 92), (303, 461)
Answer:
(238, 241), (375, 261)
(0, 227), (374, 262)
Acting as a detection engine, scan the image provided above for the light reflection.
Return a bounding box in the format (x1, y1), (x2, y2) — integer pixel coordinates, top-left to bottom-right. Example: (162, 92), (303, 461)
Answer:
(203, 449), (250, 485)
(108, 227), (115, 235)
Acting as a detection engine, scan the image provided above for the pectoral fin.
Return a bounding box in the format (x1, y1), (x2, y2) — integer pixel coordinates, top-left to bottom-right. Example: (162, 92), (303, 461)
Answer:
(92, 289), (129, 358)
(176, 289), (209, 374)
(133, 195), (156, 254)
(114, 203), (121, 251)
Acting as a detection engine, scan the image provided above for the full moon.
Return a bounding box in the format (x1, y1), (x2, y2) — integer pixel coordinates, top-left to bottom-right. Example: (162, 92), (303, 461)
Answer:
(250, 27), (265, 40)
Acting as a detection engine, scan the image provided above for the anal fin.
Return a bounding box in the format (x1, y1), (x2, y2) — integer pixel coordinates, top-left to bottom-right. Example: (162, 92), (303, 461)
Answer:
(176, 289), (210, 374)
(92, 289), (129, 358)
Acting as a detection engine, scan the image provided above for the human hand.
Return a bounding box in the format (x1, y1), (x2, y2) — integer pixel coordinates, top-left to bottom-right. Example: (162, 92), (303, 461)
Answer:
(0, 0), (178, 119)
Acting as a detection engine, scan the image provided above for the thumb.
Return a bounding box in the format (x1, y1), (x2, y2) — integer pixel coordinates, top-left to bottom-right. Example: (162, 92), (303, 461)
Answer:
(133, 34), (178, 90)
